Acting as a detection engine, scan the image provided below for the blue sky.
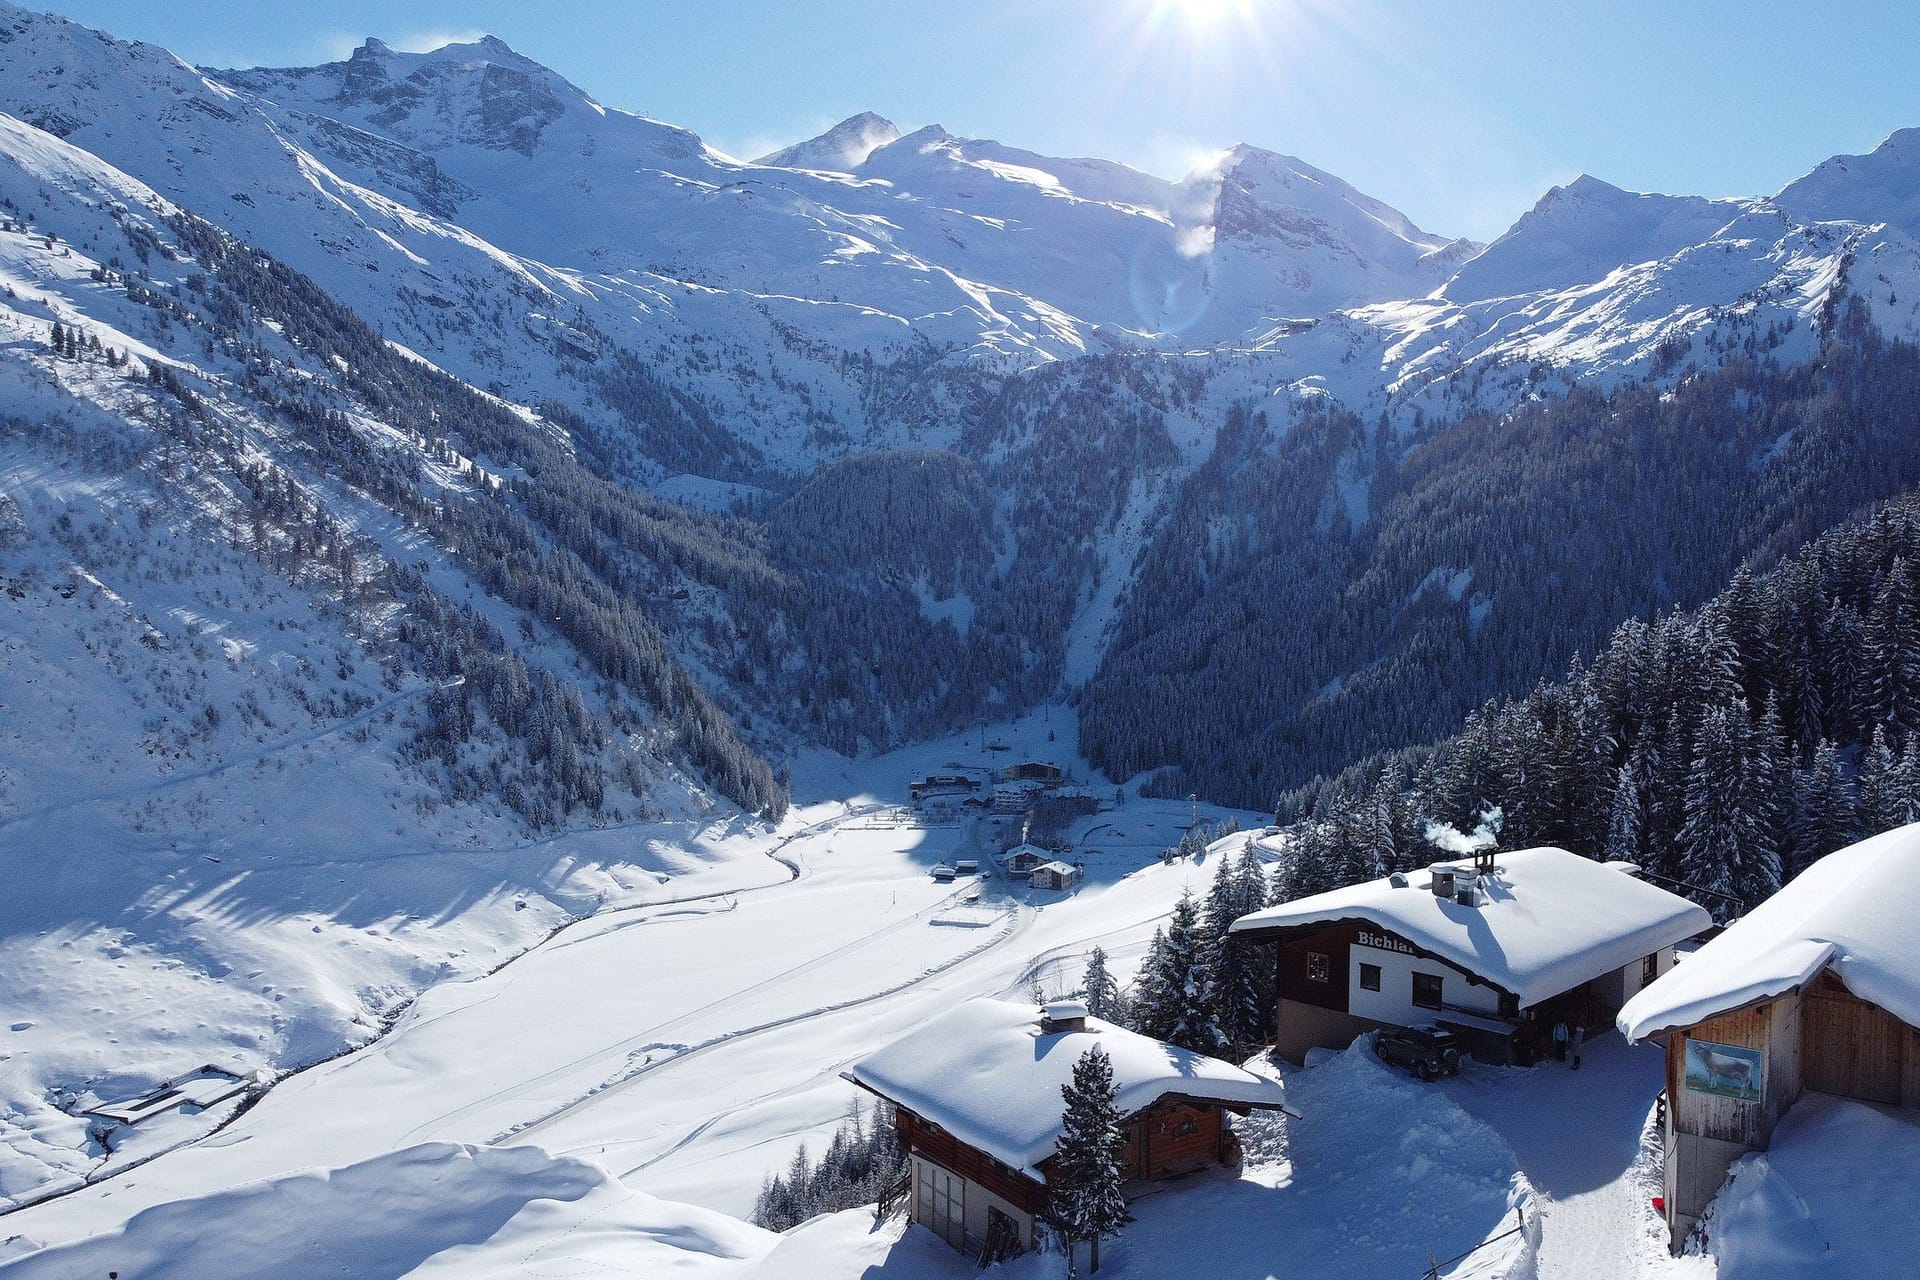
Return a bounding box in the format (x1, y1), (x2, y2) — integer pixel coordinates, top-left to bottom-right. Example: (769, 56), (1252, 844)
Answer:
(29, 0), (1920, 242)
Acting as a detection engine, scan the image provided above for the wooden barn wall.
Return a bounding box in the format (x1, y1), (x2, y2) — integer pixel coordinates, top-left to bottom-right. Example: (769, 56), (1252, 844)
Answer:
(1140, 1101), (1222, 1178)
(1672, 999), (1798, 1149)
(1800, 972), (1905, 1106)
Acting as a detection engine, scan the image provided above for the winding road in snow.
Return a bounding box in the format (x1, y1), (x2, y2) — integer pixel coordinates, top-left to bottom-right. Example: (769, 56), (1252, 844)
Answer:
(0, 799), (1040, 1247)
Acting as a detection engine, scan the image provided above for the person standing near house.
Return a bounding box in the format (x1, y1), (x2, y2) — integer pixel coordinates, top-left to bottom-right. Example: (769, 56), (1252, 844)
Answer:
(1551, 1019), (1570, 1063)
(1571, 1023), (1585, 1071)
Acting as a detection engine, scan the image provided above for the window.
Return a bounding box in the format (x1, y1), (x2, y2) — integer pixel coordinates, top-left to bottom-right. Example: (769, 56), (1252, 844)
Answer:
(1359, 963), (1382, 992)
(1307, 951), (1330, 983)
(1499, 992), (1519, 1019)
(1642, 954), (1661, 986)
(1412, 972), (1444, 1010)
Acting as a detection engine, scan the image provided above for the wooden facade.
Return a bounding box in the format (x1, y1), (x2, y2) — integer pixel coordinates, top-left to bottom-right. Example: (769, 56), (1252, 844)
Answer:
(891, 1094), (1241, 1258)
(1130, 1099), (1224, 1178)
(1661, 967), (1920, 1245)
(897, 1108), (1046, 1214)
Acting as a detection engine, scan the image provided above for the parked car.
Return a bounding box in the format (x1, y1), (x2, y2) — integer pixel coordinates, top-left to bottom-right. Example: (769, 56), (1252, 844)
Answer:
(930, 864), (956, 882)
(1374, 1025), (1462, 1080)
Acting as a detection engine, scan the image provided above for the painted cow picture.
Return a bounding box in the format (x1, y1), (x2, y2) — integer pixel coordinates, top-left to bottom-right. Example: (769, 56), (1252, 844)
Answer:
(1683, 1039), (1764, 1103)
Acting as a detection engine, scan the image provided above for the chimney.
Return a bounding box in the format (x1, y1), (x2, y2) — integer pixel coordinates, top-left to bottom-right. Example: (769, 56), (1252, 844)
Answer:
(1041, 1000), (1089, 1034)
(1430, 865), (1457, 898)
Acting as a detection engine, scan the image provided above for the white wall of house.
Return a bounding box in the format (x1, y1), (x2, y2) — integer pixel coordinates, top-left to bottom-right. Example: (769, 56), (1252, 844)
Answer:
(1347, 940), (1504, 1025)
(1582, 946), (1676, 1012)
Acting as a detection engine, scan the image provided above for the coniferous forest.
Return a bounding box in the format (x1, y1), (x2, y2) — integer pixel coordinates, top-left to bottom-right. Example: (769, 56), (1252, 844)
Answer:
(1275, 485), (1920, 917)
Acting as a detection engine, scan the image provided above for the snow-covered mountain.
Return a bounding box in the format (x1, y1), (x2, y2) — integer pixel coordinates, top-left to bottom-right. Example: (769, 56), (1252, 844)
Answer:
(9, 0), (1920, 1232)
(6, 0), (1917, 474)
(756, 111), (902, 170)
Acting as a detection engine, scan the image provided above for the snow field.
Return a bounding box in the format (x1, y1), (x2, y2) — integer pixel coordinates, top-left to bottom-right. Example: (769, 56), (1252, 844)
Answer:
(0, 1141), (775, 1280)
(1702, 1092), (1920, 1279)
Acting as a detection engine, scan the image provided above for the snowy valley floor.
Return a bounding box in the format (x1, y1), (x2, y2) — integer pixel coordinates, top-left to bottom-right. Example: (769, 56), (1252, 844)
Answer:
(1, 717), (1910, 1276)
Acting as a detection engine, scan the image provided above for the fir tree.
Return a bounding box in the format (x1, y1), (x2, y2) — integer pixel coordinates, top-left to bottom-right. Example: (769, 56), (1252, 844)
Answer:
(1677, 698), (1781, 915)
(1209, 840), (1275, 1048)
(1127, 927), (1170, 1038)
(1078, 946), (1122, 1023)
(1864, 560), (1920, 733)
(1051, 1045), (1132, 1276)
(1602, 747), (1647, 867)
(1146, 889), (1224, 1053)
(1789, 739), (1858, 878)
(1858, 726), (1920, 833)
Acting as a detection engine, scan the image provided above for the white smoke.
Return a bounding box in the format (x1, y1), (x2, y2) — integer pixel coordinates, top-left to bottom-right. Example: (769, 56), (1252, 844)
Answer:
(1424, 805), (1503, 857)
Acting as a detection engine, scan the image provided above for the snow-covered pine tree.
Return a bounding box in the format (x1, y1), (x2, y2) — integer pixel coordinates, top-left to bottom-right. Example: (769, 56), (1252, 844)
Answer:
(1209, 840), (1275, 1048)
(1078, 945), (1122, 1023)
(1154, 889), (1225, 1053)
(1677, 697), (1782, 915)
(1857, 725), (1920, 833)
(751, 1098), (907, 1231)
(1789, 738), (1858, 876)
(1602, 744), (1648, 867)
(1052, 1045), (1132, 1276)
(1128, 927), (1171, 1039)
(1864, 559), (1920, 734)
(1276, 818), (1336, 901)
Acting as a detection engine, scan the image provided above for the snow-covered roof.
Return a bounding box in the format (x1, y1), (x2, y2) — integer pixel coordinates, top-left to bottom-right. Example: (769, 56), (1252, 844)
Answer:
(844, 997), (1288, 1177)
(1619, 823), (1920, 1042)
(1031, 860), (1077, 876)
(1230, 846), (1711, 1008)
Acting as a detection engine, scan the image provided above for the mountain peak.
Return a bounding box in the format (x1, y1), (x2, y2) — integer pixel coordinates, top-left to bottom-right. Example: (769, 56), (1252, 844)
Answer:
(1776, 125), (1920, 236)
(1200, 143), (1454, 258)
(1561, 172), (1624, 197)
(755, 112), (900, 171)
(1442, 172), (1746, 303)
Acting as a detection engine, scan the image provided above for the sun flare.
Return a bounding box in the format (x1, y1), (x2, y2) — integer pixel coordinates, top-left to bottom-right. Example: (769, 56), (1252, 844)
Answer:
(1152, 0), (1257, 28)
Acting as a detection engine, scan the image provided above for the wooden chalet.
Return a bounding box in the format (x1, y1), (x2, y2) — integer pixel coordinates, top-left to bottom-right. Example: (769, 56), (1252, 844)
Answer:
(845, 998), (1289, 1260)
(1619, 824), (1920, 1247)
(1232, 847), (1711, 1065)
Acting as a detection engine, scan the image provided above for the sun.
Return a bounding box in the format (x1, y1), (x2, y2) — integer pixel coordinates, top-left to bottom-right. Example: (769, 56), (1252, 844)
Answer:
(1150, 0), (1259, 31)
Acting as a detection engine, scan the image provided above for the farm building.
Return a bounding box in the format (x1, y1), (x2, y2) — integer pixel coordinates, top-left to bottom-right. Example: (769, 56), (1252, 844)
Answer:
(844, 998), (1288, 1260)
(1618, 823), (1920, 1247)
(1029, 860), (1081, 891)
(1231, 847), (1711, 1065)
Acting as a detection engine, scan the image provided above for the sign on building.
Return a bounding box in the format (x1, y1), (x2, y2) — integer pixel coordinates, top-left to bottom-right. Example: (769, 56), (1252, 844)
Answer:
(1682, 1039), (1763, 1104)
